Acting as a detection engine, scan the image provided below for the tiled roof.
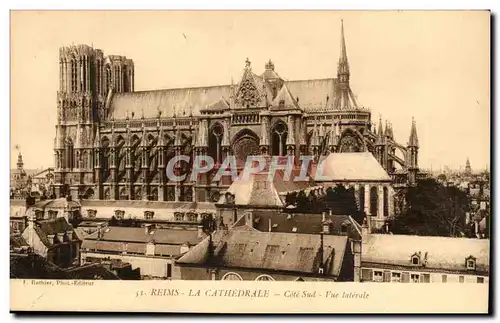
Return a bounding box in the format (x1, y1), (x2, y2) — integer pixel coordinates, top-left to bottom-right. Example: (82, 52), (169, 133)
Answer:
(84, 226), (202, 245)
(64, 264), (120, 280)
(238, 211), (361, 239)
(37, 218), (74, 236)
(316, 152), (391, 182)
(362, 234), (490, 273)
(32, 218), (78, 247)
(80, 200), (215, 211)
(10, 234), (29, 249)
(10, 253), (71, 279)
(31, 198), (81, 210)
(177, 230), (348, 277)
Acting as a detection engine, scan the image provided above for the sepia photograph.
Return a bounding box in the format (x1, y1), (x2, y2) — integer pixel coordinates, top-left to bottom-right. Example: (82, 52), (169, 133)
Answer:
(9, 10), (491, 313)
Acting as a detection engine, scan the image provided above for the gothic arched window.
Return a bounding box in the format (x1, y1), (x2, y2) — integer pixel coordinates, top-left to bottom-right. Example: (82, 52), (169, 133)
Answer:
(71, 59), (77, 92)
(271, 121), (287, 156)
(65, 138), (74, 169)
(105, 65), (112, 93)
(114, 66), (120, 92)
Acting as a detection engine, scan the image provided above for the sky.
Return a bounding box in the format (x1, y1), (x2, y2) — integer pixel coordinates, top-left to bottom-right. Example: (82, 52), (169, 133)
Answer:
(10, 10), (490, 172)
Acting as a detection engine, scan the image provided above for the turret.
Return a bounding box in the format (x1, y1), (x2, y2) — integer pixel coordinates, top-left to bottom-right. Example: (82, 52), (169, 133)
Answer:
(16, 152), (24, 171)
(407, 117), (419, 185)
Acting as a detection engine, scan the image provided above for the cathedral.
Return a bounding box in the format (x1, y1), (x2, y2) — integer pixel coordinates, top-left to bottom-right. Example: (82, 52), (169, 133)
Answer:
(53, 22), (419, 203)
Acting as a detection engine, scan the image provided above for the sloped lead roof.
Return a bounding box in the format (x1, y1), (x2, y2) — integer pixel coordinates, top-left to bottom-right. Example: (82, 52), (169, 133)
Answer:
(109, 78), (341, 119)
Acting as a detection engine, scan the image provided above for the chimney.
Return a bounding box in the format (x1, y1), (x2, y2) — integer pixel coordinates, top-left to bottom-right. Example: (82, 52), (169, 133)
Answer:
(146, 241), (155, 256)
(245, 212), (254, 228)
(197, 225), (204, 238)
(318, 233), (324, 274)
(27, 213), (36, 248)
(362, 216), (370, 242)
(268, 217), (272, 232)
(322, 211), (326, 222)
(322, 221), (330, 235)
(144, 223), (155, 235)
(97, 227), (101, 240)
(329, 209), (333, 217)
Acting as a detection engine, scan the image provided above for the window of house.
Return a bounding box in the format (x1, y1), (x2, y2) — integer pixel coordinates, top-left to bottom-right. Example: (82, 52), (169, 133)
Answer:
(87, 209), (97, 219)
(459, 276), (465, 283)
(391, 272), (401, 283)
(466, 259), (476, 270)
(187, 213), (197, 222)
(411, 255), (420, 265)
(410, 273), (420, 283)
(221, 272), (243, 281)
(255, 275), (274, 281)
(35, 210), (44, 220)
(442, 275), (447, 283)
(166, 264), (172, 279)
(373, 271), (383, 282)
(114, 210), (125, 219)
(477, 277), (484, 284)
(48, 210), (58, 220)
(144, 211), (154, 220)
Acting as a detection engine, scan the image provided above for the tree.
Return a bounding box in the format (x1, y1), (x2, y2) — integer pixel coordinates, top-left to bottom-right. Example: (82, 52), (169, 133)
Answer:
(391, 179), (470, 237)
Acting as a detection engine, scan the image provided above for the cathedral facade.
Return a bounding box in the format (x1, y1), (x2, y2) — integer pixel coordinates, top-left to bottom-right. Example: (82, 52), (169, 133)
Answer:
(53, 22), (419, 203)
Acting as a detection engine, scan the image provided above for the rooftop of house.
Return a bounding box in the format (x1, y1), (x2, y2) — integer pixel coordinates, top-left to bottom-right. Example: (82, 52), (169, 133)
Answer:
(82, 226), (205, 257)
(232, 210), (362, 240)
(26, 217), (80, 248)
(10, 253), (71, 279)
(64, 263), (121, 280)
(362, 234), (490, 274)
(177, 229), (349, 277)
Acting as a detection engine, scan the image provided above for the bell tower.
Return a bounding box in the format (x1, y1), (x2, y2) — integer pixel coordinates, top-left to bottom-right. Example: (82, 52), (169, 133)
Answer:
(53, 44), (134, 199)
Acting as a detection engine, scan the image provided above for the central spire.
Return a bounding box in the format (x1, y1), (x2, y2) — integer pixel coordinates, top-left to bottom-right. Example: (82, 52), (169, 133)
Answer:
(337, 19), (350, 83)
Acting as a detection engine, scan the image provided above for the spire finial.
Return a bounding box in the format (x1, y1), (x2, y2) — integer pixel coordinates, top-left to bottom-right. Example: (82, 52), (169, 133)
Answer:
(337, 19), (349, 79)
(245, 57), (251, 69)
(408, 117), (419, 148)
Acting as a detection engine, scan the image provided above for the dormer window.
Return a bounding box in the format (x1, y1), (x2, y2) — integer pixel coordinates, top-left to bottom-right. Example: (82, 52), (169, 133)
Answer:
(48, 210), (58, 220)
(466, 256), (476, 270)
(144, 211), (154, 220)
(411, 253), (421, 266)
(87, 209), (97, 219)
(114, 209), (125, 220)
(174, 212), (184, 222)
(186, 213), (198, 222)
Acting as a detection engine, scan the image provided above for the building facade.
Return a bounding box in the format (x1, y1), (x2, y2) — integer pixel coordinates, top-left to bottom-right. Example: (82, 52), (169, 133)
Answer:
(360, 220), (490, 284)
(53, 22), (419, 203)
